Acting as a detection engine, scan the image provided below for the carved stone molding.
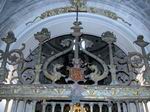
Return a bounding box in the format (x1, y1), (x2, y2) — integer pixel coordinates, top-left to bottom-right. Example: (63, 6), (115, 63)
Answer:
(0, 84), (149, 100)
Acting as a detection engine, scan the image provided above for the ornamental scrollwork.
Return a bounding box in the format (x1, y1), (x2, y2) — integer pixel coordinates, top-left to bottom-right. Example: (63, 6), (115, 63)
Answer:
(7, 44), (25, 65)
(128, 52), (144, 68)
(80, 47), (109, 84)
(43, 39), (74, 82)
(18, 28), (51, 84)
(18, 68), (35, 84)
(127, 35), (150, 85)
(116, 71), (131, 85)
(1, 20), (150, 87)
(0, 31), (25, 83)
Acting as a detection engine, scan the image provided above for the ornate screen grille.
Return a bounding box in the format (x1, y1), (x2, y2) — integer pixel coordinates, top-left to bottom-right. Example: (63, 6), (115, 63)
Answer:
(0, 1), (150, 112)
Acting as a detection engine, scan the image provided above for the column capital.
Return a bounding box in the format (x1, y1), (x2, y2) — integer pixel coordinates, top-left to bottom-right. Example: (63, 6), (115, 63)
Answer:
(89, 103), (94, 106)
(98, 103), (103, 106)
(143, 100), (148, 103)
(51, 102), (56, 106)
(60, 103), (65, 106)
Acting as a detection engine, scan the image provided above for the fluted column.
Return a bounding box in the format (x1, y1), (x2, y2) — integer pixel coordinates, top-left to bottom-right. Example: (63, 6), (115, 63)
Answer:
(117, 102), (121, 112)
(12, 100), (19, 112)
(98, 103), (103, 112)
(138, 101), (145, 112)
(89, 103), (93, 112)
(70, 103), (73, 112)
(42, 100), (46, 112)
(80, 103), (84, 110)
(22, 100), (27, 112)
(122, 102), (127, 112)
(4, 99), (10, 112)
(51, 102), (56, 112)
(60, 103), (64, 112)
(143, 101), (149, 112)
(108, 102), (112, 112)
(32, 101), (37, 112)
(126, 101), (130, 112)
(135, 101), (140, 112)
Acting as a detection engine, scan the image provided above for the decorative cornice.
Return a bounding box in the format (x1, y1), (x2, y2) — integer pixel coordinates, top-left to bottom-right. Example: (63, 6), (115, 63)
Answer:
(0, 84), (149, 100)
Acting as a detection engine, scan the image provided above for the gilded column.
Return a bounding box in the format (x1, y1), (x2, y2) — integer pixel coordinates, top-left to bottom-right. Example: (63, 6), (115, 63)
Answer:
(89, 103), (93, 112)
(134, 36), (150, 85)
(70, 103), (73, 112)
(101, 31), (118, 85)
(12, 100), (19, 112)
(60, 103), (64, 112)
(98, 103), (103, 112)
(117, 102), (121, 112)
(32, 101), (37, 112)
(51, 103), (56, 112)
(122, 102), (127, 112)
(126, 101), (130, 112)
(34, 28), (50, 84)
(22, 100), (27, 112)
(4, 99), (10, 112)
(42, 100), (46, 112)
(135, 101), (140, 112)
(108, 102), (112, 112)
(143, 101), (149, 112)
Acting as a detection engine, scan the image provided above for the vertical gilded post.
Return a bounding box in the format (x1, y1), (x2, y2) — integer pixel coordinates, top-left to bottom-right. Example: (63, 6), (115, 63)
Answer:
(60, 103), (64, 112)
(0, 32), (16, 82)
(117, 101), (121, 112)
(51, 102), (56, 112)
(135, 100), (140, 112)
(34, 28), (50, 84)
(122, 102), (127, 112)
(143, 100), (149, 112)
(32, 100), (37, 112)
(22, 100), (27, 112)
(98, 103), (103, 112)
(108, 102), (112, 112)
(4, 99), (10, 112)
(89, 103), (93, 112)
(126, 101), (130, 112)
(134, 35), (150, 85)
(71, 7), (83, 69)
(12, 100), (19, 112)
(101, 31), (118, 85)
(42, 100), (46, 112)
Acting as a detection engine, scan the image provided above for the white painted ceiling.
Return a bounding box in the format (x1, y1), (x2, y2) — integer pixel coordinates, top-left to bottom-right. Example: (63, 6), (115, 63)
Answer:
(0, 0), (150, 54)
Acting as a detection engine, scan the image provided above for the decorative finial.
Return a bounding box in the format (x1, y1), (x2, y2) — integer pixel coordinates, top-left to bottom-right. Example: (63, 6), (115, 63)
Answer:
(134, 35), (149, 48)
(1, 31), (16, 44)
(34, 28), (50, 43)
(101, 31), (116, 43)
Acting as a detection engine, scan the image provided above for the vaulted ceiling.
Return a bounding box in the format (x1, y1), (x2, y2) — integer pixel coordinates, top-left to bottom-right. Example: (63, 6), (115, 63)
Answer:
(0, 0), (150, 54)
